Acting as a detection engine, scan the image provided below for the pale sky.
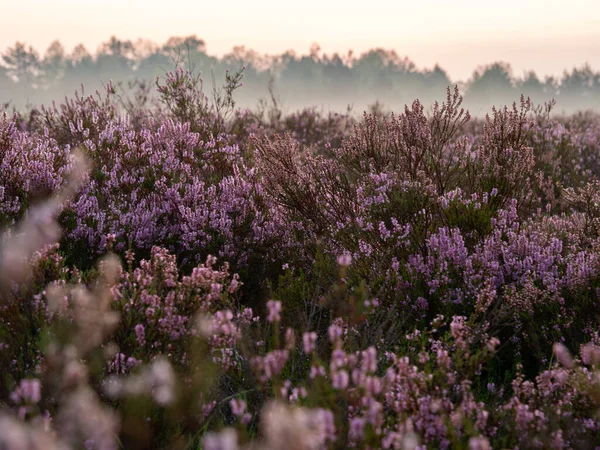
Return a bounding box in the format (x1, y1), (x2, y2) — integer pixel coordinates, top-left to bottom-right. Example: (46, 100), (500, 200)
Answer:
(1, 0), (599, 81)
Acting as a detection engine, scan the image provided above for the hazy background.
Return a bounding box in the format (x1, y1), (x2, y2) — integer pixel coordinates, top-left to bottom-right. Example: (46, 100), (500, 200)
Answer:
(1, 0), (599, 114)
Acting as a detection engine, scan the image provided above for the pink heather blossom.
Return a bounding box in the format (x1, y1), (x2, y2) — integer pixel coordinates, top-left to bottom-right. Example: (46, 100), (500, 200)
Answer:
(266, 300), (282, 323)
(135, 324), (146, 346)
(328, 323), (343, 343)
(302, 332), (318, 353)
(337, 253), (352, 267)
(332, 370), (349, 390)
(362, 347), (378, 373)
(284, 328), (296, 350)
(487, 337), (500, 352)
(229, 398), (247, 417)
(10, 379), (41, 404)
(581, 344), (600, 366)
(469, 436), (491, 450)
(203, 428), (239, 450)
(553, 343), (574, 369)
(348, 417), (365, 441)
(310, 365), (326, 379)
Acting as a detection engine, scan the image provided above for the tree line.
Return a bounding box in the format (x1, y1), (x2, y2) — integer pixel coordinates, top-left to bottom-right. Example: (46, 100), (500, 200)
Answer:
(1, 35), (599, 114)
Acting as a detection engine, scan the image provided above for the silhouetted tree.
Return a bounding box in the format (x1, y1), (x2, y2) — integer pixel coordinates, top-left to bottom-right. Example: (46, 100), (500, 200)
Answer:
(2, 42), (40, 86)
(465, 62), (515, 107)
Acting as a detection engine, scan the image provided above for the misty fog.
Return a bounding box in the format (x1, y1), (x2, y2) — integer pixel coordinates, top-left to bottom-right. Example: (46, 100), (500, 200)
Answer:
(1, 35), (599, 117)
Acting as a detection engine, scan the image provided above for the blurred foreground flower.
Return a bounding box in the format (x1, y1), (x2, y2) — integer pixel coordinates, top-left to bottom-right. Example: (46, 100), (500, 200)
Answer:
(0, 150), (89, 292)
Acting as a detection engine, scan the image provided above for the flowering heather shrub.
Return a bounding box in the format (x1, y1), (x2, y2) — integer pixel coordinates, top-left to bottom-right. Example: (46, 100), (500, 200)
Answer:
(465, 96), (536, 214)
(2, 77), (600, 449)
(254, 89), (540, 282)
(155, 66), (212, 131)
(110, 246), (242, 367)
(63, 116), (265, 262)
(32, 82), (120, 147)
(339, 88), (470, 191)
(0, 113), (72, 227)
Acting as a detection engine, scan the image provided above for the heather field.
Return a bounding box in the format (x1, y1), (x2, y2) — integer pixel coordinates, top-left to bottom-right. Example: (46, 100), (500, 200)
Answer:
(1, 68), (600, 450)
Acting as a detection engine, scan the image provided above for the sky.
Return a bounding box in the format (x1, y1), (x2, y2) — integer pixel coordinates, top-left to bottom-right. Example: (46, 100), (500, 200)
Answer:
(1, 0), (599, 81)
